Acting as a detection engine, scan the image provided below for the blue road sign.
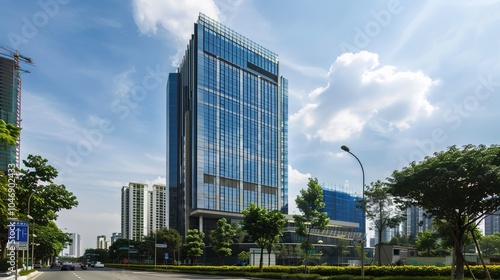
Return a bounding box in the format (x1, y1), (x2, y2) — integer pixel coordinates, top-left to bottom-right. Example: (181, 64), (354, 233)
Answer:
(13, 221), (28, 242)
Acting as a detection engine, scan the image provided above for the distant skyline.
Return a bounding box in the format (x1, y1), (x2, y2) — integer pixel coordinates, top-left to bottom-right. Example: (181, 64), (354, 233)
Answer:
(1, 0), (499, 250)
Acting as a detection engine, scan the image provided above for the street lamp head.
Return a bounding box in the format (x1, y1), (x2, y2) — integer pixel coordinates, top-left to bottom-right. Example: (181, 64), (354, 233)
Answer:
(27, 214), (33, 220)
(341, 145), (350, 152)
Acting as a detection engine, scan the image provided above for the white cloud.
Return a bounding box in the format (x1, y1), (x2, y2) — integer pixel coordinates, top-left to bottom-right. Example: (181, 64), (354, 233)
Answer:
(146, 176), (166, 186)
(290, 51), (438, 142)
(287, 165), (311, 215)
(131, 0), (220, 42)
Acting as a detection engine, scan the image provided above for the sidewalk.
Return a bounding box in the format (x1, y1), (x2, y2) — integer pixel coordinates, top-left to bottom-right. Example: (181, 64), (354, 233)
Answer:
(0, 270), (40, 280)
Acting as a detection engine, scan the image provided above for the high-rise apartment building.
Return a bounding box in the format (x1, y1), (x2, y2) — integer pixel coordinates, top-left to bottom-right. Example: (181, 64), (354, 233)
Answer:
(0, 56), (21, 172)
(96, 235), (108, 249)
(121, 182), (149, 241)
(167, 13), (288, 238)
(148, 184), (167, 233)
(121, 182), (168, 241)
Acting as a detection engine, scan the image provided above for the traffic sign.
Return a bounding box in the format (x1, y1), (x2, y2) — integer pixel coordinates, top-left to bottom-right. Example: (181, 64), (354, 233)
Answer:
(155, 243), (167, 248)
(13, 221), (28, 242)
(10, 221), (29, 250)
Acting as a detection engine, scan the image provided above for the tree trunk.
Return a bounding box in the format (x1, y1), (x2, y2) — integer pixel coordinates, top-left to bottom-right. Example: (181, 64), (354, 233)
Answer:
(454, 237), (465, 280)
(377, 231), (383, 266)
(259, 247), (264, 272)
(471, 229), (491, 280)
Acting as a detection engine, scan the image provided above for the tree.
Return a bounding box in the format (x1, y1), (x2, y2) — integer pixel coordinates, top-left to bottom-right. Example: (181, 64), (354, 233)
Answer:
(479, 233), (500, 258)
(237, 250), (249, 265)
(16, 155), (78, 222)
(389, 237), (400, 245)
(364, 180), (404, 265)
(387, 144), (500, 280)
(1, 155), (78, 258)
(0, 119), (21, 149)
(83, 248), (109, 263)
(242, 203), (285, 272)
(108, 238), (142, 263)
(210, 218), (236, 265)
(336, 239), (349, 264)
(33, 221), (71, 263)
(274, 243), (302, 265)
(183, 229), (205, 264)
(157, 228), (182, 264)
(293, 178), (329, 269)
(0, 120), (20, 236)
(415, 230), (438, 256)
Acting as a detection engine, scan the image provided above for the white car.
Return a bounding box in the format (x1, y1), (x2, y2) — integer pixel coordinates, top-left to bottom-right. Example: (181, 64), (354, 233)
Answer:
(94, 262), (104, 268)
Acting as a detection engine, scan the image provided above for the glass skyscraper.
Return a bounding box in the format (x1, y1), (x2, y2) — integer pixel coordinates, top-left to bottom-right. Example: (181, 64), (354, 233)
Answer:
(167, 14), (288, 238)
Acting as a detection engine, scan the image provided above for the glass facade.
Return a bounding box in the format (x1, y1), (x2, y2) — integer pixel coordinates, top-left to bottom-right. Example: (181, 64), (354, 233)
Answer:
(167, 14), (288, 237)
(0, 57), (20, 173)
(323, 188), (364, 234)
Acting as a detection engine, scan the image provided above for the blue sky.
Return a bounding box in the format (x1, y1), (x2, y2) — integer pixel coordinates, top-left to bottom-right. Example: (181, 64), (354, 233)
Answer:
(1, 0), (499, 250)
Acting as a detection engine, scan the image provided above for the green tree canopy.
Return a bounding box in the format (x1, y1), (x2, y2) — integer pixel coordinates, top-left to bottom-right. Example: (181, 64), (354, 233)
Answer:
(16, 155), (78, 223)
(156, 228), (182, 263)
(242, 203), (285, 272)
(0, 119), (20, 149)
(183, 229), (205, 263)
(34, 221), (71, 263)
(415, 230), (438, 256)
(210, 218), (236, 265)
(387, 144), (500, 280)
(479, 233), (500, 258)
(293, 178), (329, 267)
(364, 180), (404, 265)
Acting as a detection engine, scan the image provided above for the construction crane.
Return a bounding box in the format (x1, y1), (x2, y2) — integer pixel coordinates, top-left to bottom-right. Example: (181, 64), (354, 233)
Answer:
(0, 46), (35, 167)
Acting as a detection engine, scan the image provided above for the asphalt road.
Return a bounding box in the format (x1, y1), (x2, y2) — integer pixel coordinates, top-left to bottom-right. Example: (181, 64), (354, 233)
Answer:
(31, 267), (253, 280)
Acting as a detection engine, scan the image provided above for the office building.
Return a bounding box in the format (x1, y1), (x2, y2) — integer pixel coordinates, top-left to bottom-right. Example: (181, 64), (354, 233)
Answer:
(484, 210), (500, 235)
(323, 188), (365, 234)
(67, 233), (82, 257)
(402, 206), (433, 238)
(110, 232), (121, 244)
(167, 13), (288, 239)
(121, 182), (149, 241)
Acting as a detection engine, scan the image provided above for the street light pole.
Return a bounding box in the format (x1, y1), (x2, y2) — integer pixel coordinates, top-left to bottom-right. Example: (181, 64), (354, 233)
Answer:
(341, 145), (365, 277)
(26, 191), (36, 269)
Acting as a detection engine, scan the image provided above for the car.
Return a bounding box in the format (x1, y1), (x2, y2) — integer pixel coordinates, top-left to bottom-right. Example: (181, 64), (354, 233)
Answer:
(94, 262), (104, 268)
(60, 263), (75, 271)
(33, 262), (41, 268)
